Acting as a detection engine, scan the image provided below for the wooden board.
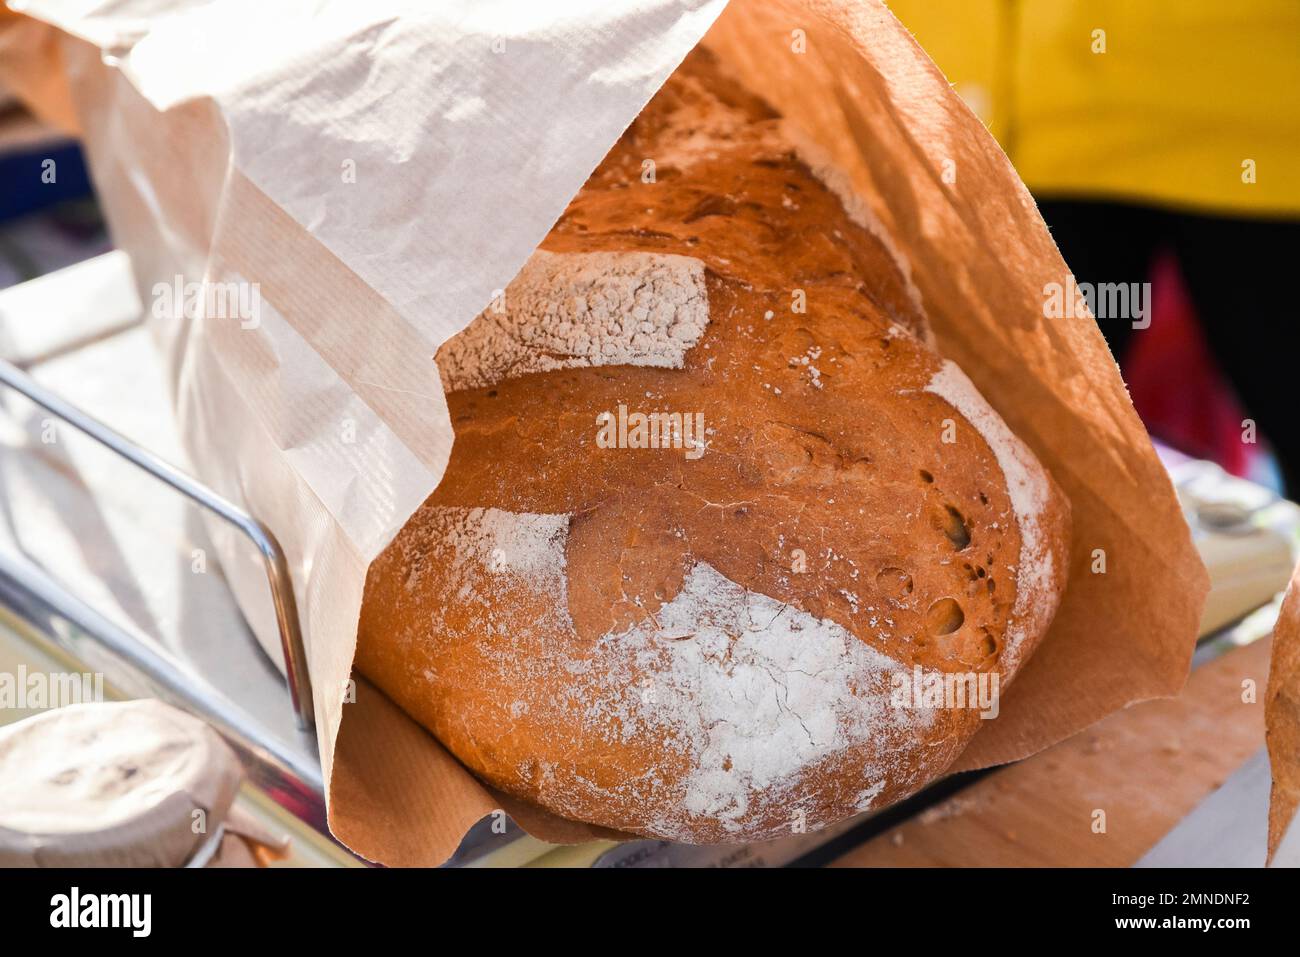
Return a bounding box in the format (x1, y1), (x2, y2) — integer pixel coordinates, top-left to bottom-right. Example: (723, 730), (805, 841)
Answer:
(832, 637), (1271, 867)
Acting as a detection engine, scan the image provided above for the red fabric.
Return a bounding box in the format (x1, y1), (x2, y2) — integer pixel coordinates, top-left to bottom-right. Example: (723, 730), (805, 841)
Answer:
(1124, 252), (1257, 476)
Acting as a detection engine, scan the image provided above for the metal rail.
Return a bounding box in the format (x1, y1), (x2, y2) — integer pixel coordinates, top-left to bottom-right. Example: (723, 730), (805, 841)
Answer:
(0, 356), (315, 731)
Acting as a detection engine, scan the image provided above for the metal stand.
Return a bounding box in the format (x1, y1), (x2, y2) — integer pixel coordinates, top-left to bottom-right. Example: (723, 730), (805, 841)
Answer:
(0, 356), (315, 731)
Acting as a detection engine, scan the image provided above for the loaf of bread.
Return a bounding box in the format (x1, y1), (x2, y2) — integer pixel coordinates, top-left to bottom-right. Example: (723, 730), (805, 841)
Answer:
(356, 49), (1070, 843)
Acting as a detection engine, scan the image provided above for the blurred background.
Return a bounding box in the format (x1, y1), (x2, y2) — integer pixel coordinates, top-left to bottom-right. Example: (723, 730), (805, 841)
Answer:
(0, 5), (108, 287)
(889, 0), (1300, 493)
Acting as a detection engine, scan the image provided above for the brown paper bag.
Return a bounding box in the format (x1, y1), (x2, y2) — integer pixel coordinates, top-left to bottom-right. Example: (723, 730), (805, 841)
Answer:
(1266, 565), (1300, 863)
(17, 0), (1207, 865)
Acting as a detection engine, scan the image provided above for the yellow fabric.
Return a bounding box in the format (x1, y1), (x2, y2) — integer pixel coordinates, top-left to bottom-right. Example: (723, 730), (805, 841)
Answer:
(887, 0), (1300, 217)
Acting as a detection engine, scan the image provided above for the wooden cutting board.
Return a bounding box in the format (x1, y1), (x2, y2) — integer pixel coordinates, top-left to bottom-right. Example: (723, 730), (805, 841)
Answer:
(831, 637), (1271, 867)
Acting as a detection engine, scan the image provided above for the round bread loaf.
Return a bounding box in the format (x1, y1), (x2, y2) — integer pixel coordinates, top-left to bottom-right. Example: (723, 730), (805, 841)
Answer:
(356, 49), (1070, 843)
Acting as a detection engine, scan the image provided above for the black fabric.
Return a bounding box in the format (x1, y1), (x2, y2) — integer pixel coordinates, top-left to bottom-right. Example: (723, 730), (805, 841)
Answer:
(1036, 198), (1300, 489)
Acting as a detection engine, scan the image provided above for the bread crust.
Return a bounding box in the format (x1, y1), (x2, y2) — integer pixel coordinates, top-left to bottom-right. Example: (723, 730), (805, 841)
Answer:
(356, 50), (1070, 843)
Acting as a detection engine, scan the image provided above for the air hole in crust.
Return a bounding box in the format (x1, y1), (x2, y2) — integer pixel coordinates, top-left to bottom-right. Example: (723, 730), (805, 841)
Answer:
(932, 504), (971, 550)
(939, 626), (1000, 666)
(925, 597), (964, 636)
(919, 469), (934, 484)
(876, 566), (913, 598)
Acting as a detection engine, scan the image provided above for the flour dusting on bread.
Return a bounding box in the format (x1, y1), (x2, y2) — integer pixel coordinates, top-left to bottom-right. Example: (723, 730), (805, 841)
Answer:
(597, 562), (933, 837)
(650, 71), (774, 171)
(421, 506), (568, 596)
(399, 504), (937, 841)
(438, 250), (709, 392)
